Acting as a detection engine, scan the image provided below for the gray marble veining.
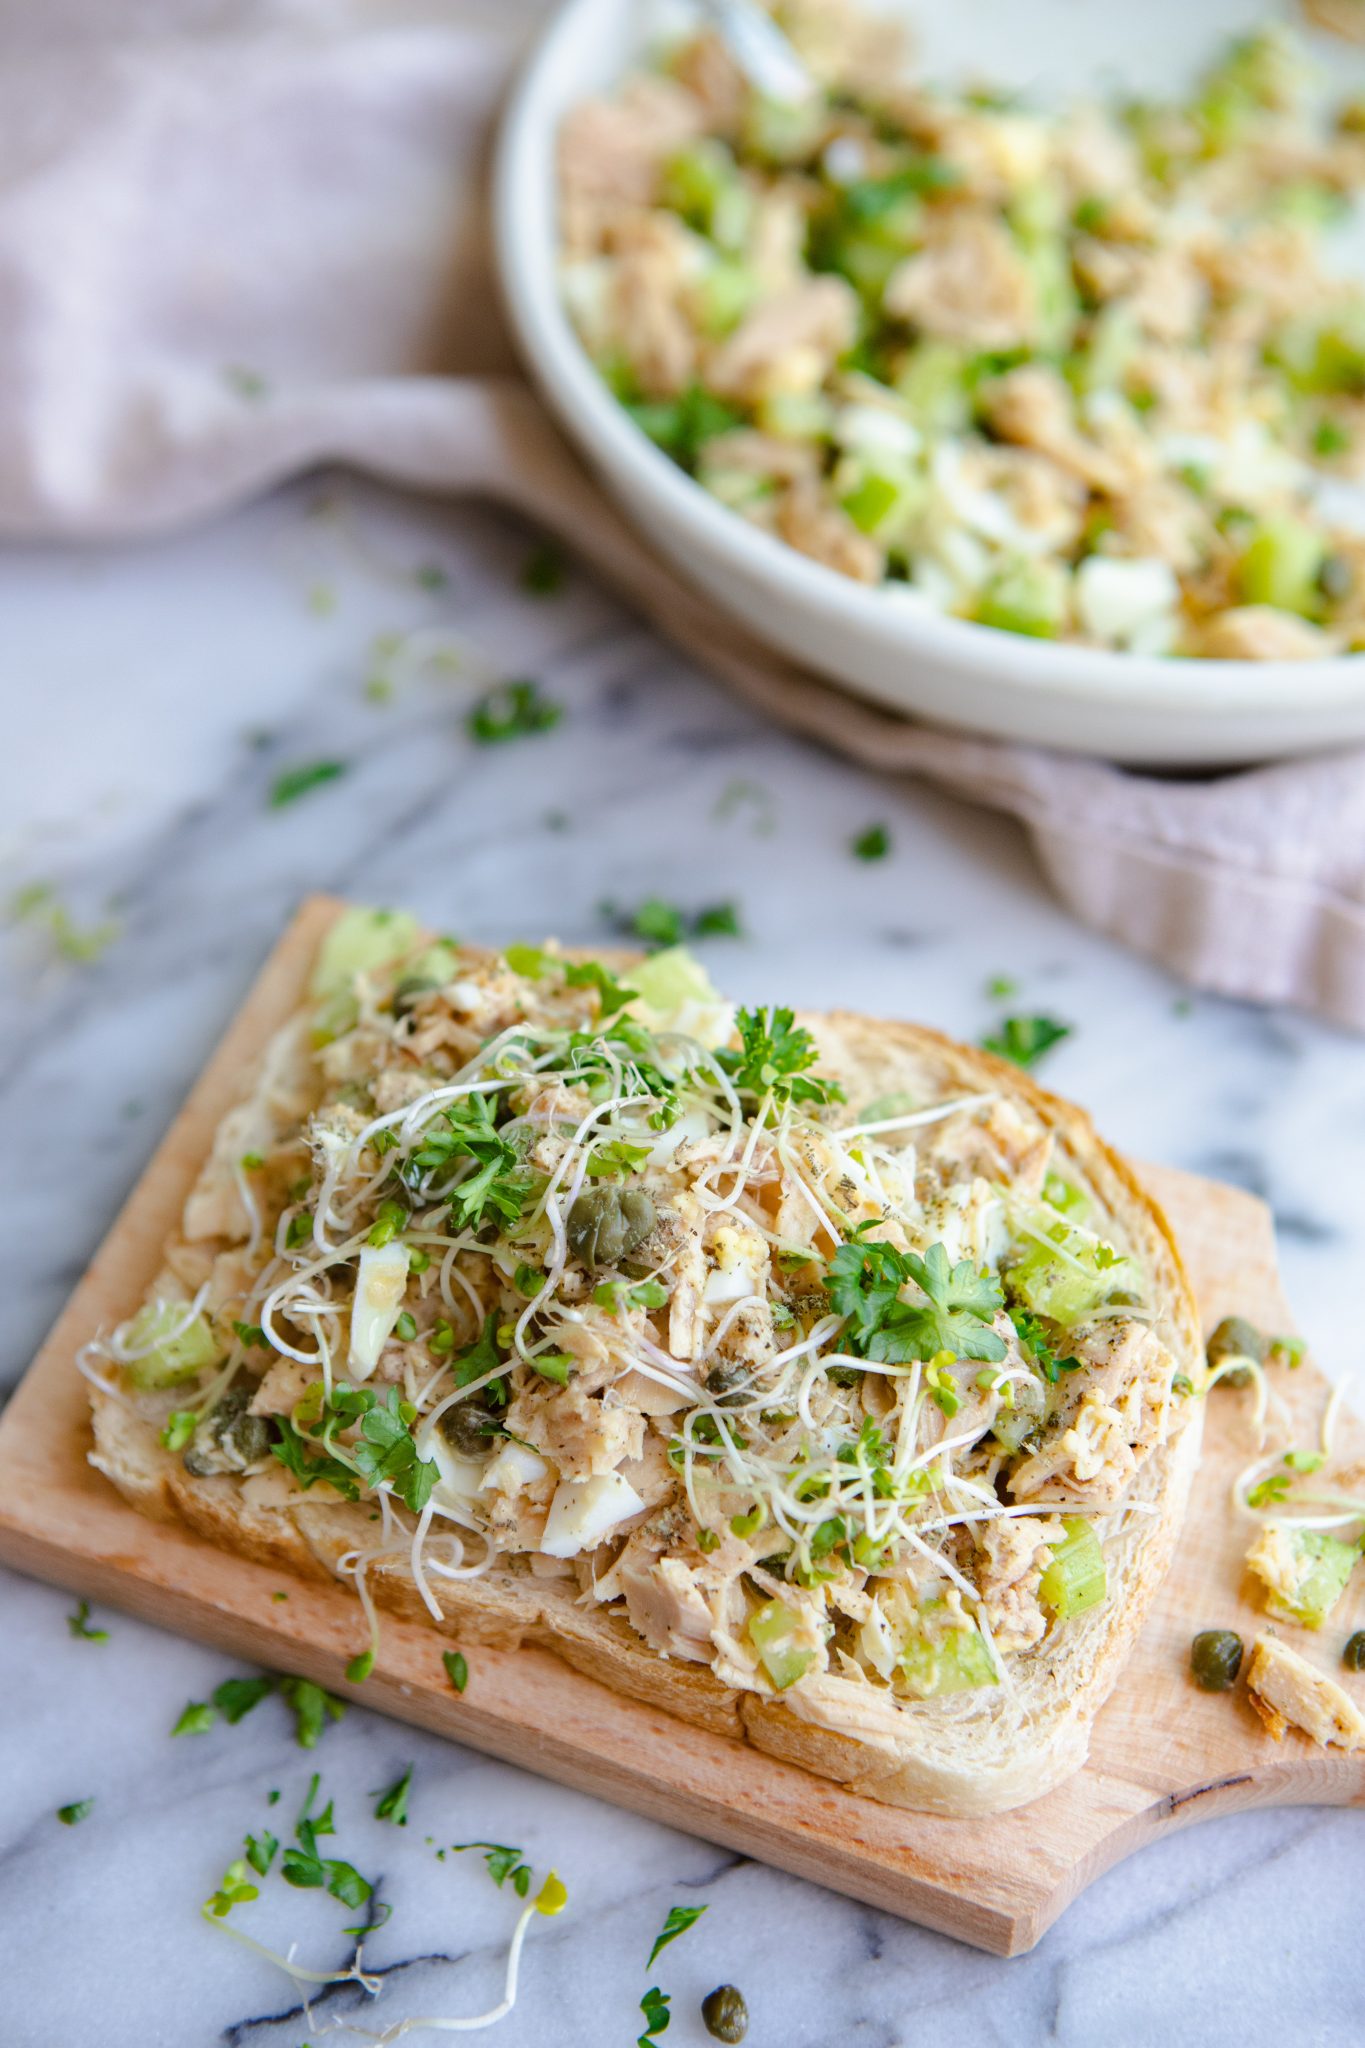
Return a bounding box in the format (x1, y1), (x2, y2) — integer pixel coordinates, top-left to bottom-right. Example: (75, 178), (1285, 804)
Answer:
(4, 477), (1362, 2048)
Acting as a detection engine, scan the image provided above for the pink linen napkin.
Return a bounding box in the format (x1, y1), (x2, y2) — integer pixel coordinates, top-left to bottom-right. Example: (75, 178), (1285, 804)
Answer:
(5, 0), (1365, 1029)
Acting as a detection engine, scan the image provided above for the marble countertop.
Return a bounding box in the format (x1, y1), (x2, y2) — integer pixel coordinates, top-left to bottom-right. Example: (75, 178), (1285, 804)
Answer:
(4, 476), (1362, 2048)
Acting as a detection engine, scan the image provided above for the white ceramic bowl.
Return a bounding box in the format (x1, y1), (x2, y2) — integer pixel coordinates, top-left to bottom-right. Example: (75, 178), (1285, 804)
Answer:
(494, 0), (1365, 765)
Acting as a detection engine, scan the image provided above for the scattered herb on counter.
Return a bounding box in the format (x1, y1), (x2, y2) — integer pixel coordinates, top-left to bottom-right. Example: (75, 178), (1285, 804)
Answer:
(172, 1701), (218, 1737)
(851, 823), (891, 861)
(374, 1767), (413, 1827)
(712, 778), (777, 836)
(981, 1014), (1071, 1068)
(282, 1774), (374, 1909)
(648, 1903), (708, 1966)
(443, 1650), (469, 1693)
(212, 1675), (276, 1725)
(467, 679), (562, 744)
(639, 1986), (671, 2046)
(269, 760), (347, 808)
(57, 1799), (94, 1826)
(521, 542), (565, 595)
(454, 1841), (532, 1896)
(245, 1829), (280, 1876)
(223, 364), (268, 400)
(67, 1598), (108, 1642)
(605, 898), (743, 948)
(279, 1677), (348, 1750)
(985, 974), (1018, 1000)
(415, 562), (450, 592)
(8, 880), (119, 965)
(307, 582), (337, 617)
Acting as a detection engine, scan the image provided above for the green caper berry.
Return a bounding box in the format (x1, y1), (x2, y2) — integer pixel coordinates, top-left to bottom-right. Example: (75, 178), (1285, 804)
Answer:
(438, 1401), (498, 1458)
(182, 1387), (270, 1475)
(392, 974), (439, 1019)
(705, 1363), (750, 1407)
(1206, 1315), (1268, 1389)
(565, 1184), (655, 1267)
(1343, 1631), (1365, 1672)
(701, 1985), (748, 2043)
(1190, 1628), (1243, 1692)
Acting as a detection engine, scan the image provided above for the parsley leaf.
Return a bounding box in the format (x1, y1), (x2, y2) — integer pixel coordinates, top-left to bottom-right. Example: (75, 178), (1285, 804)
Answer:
(1247, 1472), (1292, 1509)
(408, 1094), (534, 1231)
(57, 1799), (94, 1826)
(204, 1859), (258, 1918)
(67, 1598), (108, 1642)
(454, 1841), (532, 1895)
(1009, 1309), (1081, 1384)
(443, 1650), (469, 1693)
(607, 899), (742, 949)
(467, 679), (561, 744)
(349, 1386), (438, 1514)
(638, 1985), (671, 2045)
(982, 1015), (1071, 1069)
(374, 1766), (413, 1826)
(521, 542), (565, 595)
(851, 823), (891, 861)
(269, 760), (347, 808)
(282, 1773), (373, 1909)
(564, 959), (637, 1016)
(172, 1701), (218, 1737)
(278, 1676), (347, 1750)
(211, 1675), (275, 1725)
(825, 1237), (1006, 1365)
(716, 1006), (844, 1108)
(244, 1829), (279, 1876)
(647, 1903), (708, 1966)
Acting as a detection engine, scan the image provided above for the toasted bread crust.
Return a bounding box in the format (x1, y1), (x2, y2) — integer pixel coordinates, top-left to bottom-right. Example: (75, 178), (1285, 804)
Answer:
(90, 1007), (1203, 1815)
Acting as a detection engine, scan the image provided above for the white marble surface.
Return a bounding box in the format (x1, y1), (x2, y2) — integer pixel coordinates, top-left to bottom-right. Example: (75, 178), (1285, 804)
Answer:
(4, 476), (1364, 2048)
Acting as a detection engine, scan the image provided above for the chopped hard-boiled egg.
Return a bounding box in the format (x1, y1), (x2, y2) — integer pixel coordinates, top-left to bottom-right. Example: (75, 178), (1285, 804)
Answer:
(348, 1241), (411, 1378)
(703, 1224), (771, 1307)
(540, 1472), (647, 1558)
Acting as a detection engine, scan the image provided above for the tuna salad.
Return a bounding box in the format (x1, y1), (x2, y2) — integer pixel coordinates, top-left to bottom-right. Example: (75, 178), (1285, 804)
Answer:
(84, 908), (1192, 1711)
(559, 1), (1365, 657)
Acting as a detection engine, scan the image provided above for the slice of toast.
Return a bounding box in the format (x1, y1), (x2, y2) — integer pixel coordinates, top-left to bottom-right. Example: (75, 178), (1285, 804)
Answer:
(87, 922), (1203, 1817)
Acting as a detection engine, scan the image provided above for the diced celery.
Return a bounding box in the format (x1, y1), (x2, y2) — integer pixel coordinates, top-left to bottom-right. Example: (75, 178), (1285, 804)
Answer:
(755, 391), (833, 443)
(696, 259), (759, 338)
(1006, 1217), (1139, 1325)
(895, 342), (973, 434)
(125, 1304), (222, 1390)
(841, 471), (902, 534)
(310, 907), (423, 1002)
(1039, 1517), (1107, 1621)
(660, 142), (748, 250)
(629, 945), (719, 1024)
(696, 466), (776, 514)
(831, 230), (908, 303)
(748, 1599), (815, 1690)
(1237, 516), (1325, 617)
(1072, 303), (1139, 397)
(973, 559), (1069, 640)
(897, 1619), (1000, 1698)
(741, 91), (825, 168)
(404, 940), (459, 987)
(1251, 1526), (1359, 1629)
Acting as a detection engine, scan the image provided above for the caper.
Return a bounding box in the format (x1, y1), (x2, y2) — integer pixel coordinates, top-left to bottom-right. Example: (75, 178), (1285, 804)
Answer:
(990, 1370), (1046, 1454)
(701, 1985), (748, 2044)
(1344, 1631), (1365, 1672)
(439, 1400), (498, 1458)
(182, 1386), (270, 1475)
(1190, 1628), (1243, 1692)
(1205, 1315), (1267, 1389)
(565, 1184), (655, 1267)
(706, 1362), (751, 1407)
(392, 974), (439, 1019)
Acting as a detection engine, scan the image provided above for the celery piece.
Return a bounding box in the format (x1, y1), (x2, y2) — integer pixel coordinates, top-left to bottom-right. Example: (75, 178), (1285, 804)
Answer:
(974, 560), (1069, 641)
(660, 142), (747, 249)
(629, 945), (719, 1020)
(1005, 1216), (1139, 1325)
(1251, 1526), (1359, 1630)
(895, 342), (972, 434)
(125, 1305), (221, 1390)
(1072, 303), (1139, 397)
(1039, 1517), (1107, 1621)
(741, 91), (824, 168)
(897, 1620), (999, 1698)
(695, 259), (757, 338)
(310, 907), (422, 1002)
(1237, 516), (1325, 617)
(841, 471), (902, 535)
(755, 391), (833, 443)
(748, 1600), (814, 1690)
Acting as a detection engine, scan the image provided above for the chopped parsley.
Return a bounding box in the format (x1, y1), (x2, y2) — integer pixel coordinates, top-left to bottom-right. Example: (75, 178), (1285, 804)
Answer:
(647, 1903), (708, 1965)
(521, 541), (565, 595)
(406, 1094), (535, 1232)
(67, 1598), (108, 1642)
(467, 679), (562, 744)
(172, 1701), (218, 1737)
(638, 1986), (671, 2046)
(982, 1014), (1071, 1068)
(607, 898), (743, 948)
(1247, 1472), (1293, 1509)
(57, 1799), (94, 1826)
(454, 1841), (532, 1895)
(851, 823), (891, 861)
(374, 1767), (413, 1826)
(716, 1006), (844, 1108)
(825, 1237), (1006, 1365)
(1010, 1309), (1081, 1384)
(443, 1650), (469, 1693)
(268, 760), (347, 808)
(414, 561), (450, 592)
(282, 1773), (373, 1910)
(212, 1674), (276, 1724)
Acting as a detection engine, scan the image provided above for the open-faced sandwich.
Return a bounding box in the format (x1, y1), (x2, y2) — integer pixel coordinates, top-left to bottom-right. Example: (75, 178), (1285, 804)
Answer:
(84, 908), (1202, 1815)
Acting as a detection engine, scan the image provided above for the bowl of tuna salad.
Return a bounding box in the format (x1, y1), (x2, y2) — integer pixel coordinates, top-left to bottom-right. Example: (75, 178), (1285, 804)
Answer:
(496, 0), (1365, 761)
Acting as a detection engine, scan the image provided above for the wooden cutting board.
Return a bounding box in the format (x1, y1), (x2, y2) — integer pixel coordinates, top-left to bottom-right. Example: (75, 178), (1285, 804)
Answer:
(2, 895), (1362, 1956)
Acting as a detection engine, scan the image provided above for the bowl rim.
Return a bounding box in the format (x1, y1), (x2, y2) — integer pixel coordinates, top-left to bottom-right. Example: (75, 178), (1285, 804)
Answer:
(493, 0), (1365, 722)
